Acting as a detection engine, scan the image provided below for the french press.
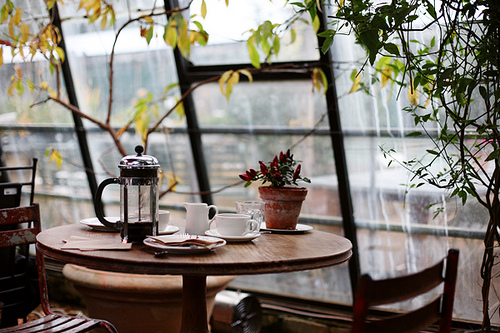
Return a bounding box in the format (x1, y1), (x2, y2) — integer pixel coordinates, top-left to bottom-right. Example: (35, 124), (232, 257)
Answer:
(94, 145), (160, 243)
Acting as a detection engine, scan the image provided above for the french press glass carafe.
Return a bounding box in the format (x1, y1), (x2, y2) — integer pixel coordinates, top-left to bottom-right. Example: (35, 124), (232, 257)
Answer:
(94, 145), (160, 243)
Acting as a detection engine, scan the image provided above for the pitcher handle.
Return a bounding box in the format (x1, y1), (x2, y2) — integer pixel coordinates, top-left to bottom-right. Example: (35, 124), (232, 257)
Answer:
(207, 204), (219, 228)
(94, 178), (122, 230)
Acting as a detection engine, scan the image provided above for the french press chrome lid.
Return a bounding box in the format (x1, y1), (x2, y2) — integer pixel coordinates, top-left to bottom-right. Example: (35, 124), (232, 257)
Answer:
(118, 145), (160, 177)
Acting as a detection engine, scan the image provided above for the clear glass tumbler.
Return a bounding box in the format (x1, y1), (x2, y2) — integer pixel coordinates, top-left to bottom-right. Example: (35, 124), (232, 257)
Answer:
(235, 201), (265, 225)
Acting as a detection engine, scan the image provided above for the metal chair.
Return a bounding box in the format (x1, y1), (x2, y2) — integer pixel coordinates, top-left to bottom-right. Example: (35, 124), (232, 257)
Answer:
(0, 204), (118, 332)
(351, 248), (459, 333)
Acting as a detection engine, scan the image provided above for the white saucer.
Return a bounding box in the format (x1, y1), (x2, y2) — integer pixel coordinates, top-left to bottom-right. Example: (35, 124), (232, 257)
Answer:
(260, 222), (313, 234)
(158, 225), (179, 235)
(205, 229), (261, 243)
(80, 217), (119, 232)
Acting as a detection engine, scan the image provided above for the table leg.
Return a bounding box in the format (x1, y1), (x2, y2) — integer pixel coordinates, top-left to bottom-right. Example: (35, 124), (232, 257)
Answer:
(180, 275), (209, 333)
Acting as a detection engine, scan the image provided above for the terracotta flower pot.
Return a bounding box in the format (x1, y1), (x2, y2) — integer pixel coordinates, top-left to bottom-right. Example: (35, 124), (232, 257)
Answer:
(63, 264), (235, 333)
(258, 186), (308, 230)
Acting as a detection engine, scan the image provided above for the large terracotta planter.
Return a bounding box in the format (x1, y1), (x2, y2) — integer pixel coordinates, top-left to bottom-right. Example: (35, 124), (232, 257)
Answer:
(258, 186), (308, 230)
(62, 264), (234, 333)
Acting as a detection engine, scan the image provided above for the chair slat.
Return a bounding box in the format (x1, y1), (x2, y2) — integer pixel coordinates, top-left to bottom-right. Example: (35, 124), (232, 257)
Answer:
(367, 297), (441, 333)
(351, 249), (459, 333)
(0, 206), (39, 227)
(0, 314), (59, 332)
(366, 259), (445, 306)
(0, 229), (37, 247)
(0, 315), (108, 333)
(49, 319), (101, 333)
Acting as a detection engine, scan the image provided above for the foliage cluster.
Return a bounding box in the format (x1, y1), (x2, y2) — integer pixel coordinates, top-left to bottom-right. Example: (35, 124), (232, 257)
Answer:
(239, 149), (311, 188)
(318, 0), (499, 331)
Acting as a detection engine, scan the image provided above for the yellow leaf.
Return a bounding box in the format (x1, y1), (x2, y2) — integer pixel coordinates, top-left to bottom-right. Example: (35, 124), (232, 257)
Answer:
(7, 82), (14, 97)
(116, 125), (128, 137)
(381, 65), (392, 88)
(40, 81), (49, 90)
(312, 68), (328, 94)
(177, 23), (190, 57)
(14, 7), (21, 25)
(135, 112), (150, 139)
(100, 12), (107, 29)
(311, 14), (320, 33)
(164, 170), (183, 192)
(238, 69), (253, 83)
(55, 46), (65, 62)
(27, 80), (34, 93)
(201, 0), (207, 19)
(144, 16), (153, 23)
(423, 82), (433, 108)
(408, 81), (420, 106)
(349, 71), (361, 94)
(14, 65), (22, 80)
(48, 149), (63, 169)
(165, 26), (177, 48)
(312, 68), (322, 92)
(8, 17), (14, 39)
(175, 99), (185, 118)
(20, 23), (29, 44)
(219, 70), (233, 95)
(48, 87), (57, 98)
(225, 72), (240, 100)
(225, 0), (229, 6)
(0, 47), (3, 67)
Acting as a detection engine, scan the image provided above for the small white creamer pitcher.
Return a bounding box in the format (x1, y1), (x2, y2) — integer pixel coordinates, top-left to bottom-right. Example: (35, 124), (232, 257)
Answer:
(183, 202), (218, 235)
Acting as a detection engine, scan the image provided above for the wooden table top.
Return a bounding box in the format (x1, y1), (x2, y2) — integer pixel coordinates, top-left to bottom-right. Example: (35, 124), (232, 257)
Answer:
(36, 221), (352, 276)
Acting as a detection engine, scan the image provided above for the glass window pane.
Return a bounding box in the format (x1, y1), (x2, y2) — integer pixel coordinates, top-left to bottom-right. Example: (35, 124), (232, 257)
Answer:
(193, 81), (328, 127)
(186, 0), (319, 65)
(332, 19), (491, 323)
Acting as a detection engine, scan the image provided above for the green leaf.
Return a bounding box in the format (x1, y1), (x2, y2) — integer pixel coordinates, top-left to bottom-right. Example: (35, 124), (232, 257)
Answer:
(406, 131), (422, 137)
(247, 39), (260, 68)
(146, 25), (154, 44)
(425, 2), (437, 19)
(458, 190), (467, 205)
(426, 149), (439, 155)
(358, 29), (380, 65)
(317, 29), (335, 38)
(272, 35), (280, 55)
(479, 86), (488, 101)
(485, 150), (499, 162)
(321, 35), (334, 54)
(290, 28), (296, 44)
(383, 43), (400, 56)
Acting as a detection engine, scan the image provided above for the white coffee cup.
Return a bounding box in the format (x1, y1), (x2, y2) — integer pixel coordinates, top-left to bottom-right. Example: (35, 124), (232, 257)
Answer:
(158, 210), (170, 232)
(209, 213), (258, 236)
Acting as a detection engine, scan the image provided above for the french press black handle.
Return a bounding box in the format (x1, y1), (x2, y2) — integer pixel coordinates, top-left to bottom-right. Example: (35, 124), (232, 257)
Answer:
(94, 177), (123, 230)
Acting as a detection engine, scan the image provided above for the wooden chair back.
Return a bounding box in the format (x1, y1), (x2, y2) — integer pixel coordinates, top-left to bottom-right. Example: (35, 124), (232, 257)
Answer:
(351, 248), (459, 333)
(0, 204), (43, 328)
(0, 204), (118, 332)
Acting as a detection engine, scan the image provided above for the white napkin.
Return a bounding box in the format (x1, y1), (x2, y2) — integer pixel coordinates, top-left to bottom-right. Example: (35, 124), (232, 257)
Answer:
(62, 236), (132, 251)
(147, 235), (224, 249)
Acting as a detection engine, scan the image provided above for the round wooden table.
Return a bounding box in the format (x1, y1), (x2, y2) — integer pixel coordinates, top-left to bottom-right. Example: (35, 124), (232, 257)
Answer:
(36, 221), (352, 333)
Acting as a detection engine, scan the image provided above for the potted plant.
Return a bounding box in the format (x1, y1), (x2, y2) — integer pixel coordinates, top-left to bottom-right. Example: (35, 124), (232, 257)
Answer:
(239, 149), (311, 230)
